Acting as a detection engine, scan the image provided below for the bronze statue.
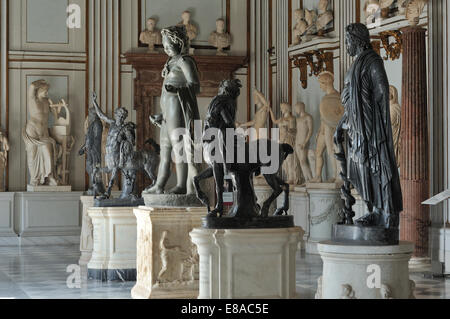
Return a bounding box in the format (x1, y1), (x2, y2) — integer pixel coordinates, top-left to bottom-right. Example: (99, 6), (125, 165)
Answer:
(147, 25), (200, 196)
(334, 23), (402, 241)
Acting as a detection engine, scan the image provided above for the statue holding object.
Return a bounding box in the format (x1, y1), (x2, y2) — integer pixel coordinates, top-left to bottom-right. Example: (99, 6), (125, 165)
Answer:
(334, 23), (402, 244)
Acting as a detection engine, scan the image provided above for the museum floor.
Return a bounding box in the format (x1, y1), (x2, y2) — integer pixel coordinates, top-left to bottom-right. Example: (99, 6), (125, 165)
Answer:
(0, 245), (448, 299)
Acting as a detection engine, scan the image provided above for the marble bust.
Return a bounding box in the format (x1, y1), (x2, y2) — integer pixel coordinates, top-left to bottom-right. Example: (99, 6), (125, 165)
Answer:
(380, 0), (394, 18)
(0, 130), (9, 192)
(22, 80), (59, 187)
(208, 18), (231, 56)
(292, 9), (308, 45)
(178, 11), (197, 42)
(139, 18), (162, 53)
(364, 0), (380, 24)
(316, 0), (334, 36)
(405, 0), (428, 26)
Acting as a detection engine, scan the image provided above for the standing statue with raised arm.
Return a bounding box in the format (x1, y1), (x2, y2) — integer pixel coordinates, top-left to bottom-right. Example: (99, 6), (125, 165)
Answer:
(334, 23), (402, 243)
(146, 25), (201, 196)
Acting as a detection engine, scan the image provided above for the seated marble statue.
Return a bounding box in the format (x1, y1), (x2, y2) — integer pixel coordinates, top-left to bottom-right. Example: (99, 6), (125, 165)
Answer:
(22, 80), (59, 187)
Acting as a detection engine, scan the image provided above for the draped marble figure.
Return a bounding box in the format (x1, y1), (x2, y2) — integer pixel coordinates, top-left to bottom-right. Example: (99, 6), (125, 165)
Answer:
(335, 23), (402, 229)
(22, 80), (59, 187)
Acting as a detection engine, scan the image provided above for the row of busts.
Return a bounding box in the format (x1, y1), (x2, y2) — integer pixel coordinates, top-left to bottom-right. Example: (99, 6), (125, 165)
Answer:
(140, 11), (231, 56)
(365, 0), (428, 26)
(292, 0), (334, 46)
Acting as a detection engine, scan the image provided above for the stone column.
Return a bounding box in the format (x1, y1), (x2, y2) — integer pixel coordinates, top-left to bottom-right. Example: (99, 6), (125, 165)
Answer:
(399, 27), (430, 259)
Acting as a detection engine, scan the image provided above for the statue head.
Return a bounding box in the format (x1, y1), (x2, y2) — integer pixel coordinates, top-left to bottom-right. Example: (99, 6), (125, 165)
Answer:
(181, 10), (191, 23)
(114, 107), (128, 125)
(294, 102), (306, 115)
(216, 18), (225, 33)
(345, 23), (372, 57)
(218, 79), (242, 99)
(161, 25), (189, 56)
(318, 0), (329, 12)
(280, 103), (291, 116)
(318, 71), (335, 92)
(389, 85), (399, 103)
(146, 18), (157, 32)
(294, 9), (305, 20)
(33, 80), (50, 100)
(405, 0), (428, 26)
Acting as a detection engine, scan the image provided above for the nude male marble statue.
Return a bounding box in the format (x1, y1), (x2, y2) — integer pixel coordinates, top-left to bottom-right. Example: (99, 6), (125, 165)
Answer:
(294, 102), (314, 182)
(237, 89), (271, 141)
(311, 72), (344, 183)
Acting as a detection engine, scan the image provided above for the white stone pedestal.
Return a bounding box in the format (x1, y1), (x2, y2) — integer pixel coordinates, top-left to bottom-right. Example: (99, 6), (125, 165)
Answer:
(79, 196), (95, 266)
(317, 241), (415, 299)
(27, 185), (72, 192)
(131, 207), (206, 299)
(190, 227), (303, 299)
(306, 186), (342, 254)
(87, 207), (137, 281)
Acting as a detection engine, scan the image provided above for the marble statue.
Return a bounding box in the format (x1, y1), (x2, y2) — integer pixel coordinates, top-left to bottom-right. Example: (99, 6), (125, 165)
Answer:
(316, 0), (334, 36)
(177, 11), (197, 54)
(0, 130), (9, 192)
(139, 18), (162, 53)
(209, 18), (231, 56)
(147, 25), (200, 196)
(405, 0), (428, 26)
(311, 71), (344, 183)
(92, 92), (160, 204)
(269, 103), (302, 185)
(292, 9), (308, 45)
(364, 0), (380, 24)
(294, 102), (314, 183)
(194, 79), (242, 217)
(49, 99), (74, 186)
(23, 80), (59, 187)
(335, 23), (402, 232)
(389, 85), (401, 167)
(79, 107), (106, 196)
(237, 89), (271, 141)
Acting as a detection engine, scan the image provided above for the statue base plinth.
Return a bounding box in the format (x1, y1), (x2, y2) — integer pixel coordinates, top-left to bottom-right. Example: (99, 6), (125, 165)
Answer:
(190, 227), (303, 299)
(27, 185), (72, 192)
(87, 207), (137, 282)
(332, 224), (399, 246)
(94, 197), (144, 208)
(142, 193), (202, 208)
(317, 241), (415, 299)
(131, 206), (206, 299)
(202, 216), (294, 229)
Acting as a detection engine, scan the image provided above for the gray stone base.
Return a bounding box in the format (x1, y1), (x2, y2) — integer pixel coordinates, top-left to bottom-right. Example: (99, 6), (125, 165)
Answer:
(88, 268), (136, 282)
(142, 193), (202, 208)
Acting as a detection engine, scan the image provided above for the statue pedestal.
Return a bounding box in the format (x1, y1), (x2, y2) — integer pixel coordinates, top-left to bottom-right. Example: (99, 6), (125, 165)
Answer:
(87, 207), (137, 282)
(27, 185), (72, 192)
(317, 241), (415, 299)
(79, 196), (95, 266)
(190, 227), (303, 299)
(131, 207), (205, 299)
(305, 186), (342, 254)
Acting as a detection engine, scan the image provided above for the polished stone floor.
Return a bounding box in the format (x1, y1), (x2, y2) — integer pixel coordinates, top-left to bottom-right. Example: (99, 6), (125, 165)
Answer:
(0, 245), (448, 299)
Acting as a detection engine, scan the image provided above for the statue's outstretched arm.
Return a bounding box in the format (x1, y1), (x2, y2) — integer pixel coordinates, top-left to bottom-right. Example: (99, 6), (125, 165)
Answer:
(92, 92), (114, 125)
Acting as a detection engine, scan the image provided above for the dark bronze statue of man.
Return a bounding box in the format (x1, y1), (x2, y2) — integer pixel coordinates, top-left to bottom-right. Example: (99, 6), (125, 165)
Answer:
(79, 107), (105, 196)
(335, 23), (402, 231)
(147, 25), (200, 196)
